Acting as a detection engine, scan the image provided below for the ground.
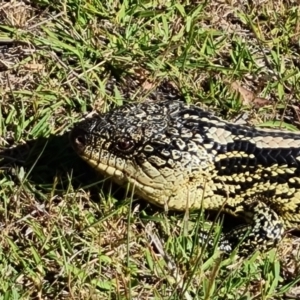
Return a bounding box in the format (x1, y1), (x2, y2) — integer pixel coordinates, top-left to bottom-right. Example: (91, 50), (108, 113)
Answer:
(1, 0), (300, 299)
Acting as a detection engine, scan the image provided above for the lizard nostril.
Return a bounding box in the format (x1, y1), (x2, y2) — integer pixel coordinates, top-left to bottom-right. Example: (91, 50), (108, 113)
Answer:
(75, 135), (86, 147)
(70, 127), (87, 151)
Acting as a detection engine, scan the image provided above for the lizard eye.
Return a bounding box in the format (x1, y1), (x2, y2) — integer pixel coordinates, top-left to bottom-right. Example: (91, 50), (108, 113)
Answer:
(116, 138), (134, 152)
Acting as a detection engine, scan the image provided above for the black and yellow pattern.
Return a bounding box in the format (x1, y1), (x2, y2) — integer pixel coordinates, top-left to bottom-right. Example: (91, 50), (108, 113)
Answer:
(70, 98), (300, 254)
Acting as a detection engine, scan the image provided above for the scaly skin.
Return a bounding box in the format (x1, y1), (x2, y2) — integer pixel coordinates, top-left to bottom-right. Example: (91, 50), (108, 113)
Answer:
(70, 100), (300, 254)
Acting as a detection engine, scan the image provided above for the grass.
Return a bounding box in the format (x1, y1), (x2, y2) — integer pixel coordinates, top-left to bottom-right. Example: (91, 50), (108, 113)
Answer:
(1, 0), (300, 299)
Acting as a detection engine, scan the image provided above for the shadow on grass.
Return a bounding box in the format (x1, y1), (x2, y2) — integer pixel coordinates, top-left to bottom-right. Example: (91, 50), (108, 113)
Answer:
(0, 133), (104, 200)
